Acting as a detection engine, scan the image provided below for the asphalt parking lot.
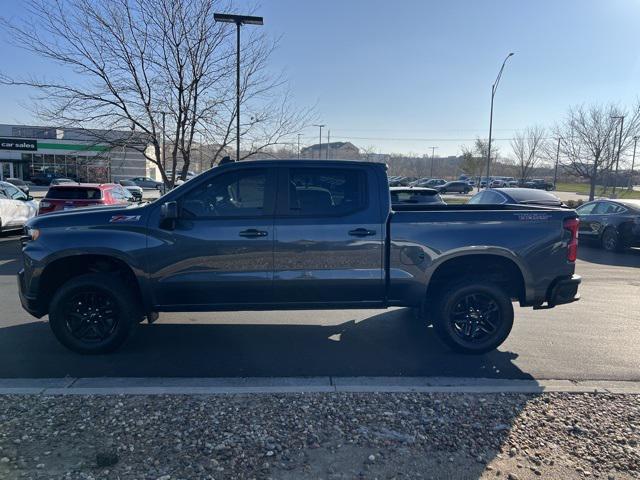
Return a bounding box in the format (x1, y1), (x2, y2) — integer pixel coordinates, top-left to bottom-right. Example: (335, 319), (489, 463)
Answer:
(0, 232), (638, 381)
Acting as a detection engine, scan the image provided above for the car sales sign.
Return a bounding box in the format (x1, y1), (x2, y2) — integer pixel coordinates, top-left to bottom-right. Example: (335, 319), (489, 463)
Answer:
(0, 138), (37, 151)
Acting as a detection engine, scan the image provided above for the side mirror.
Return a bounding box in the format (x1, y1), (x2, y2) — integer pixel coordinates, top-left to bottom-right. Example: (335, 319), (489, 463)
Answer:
(26, 195), (34, 201)
(160, 201), (178, 229)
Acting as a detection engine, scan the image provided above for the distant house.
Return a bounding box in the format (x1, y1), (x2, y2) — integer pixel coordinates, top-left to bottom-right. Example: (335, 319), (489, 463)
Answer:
(300, 141), (360, 160)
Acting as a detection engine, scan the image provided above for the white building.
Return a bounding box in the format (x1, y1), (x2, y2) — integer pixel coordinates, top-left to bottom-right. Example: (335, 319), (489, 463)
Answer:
(0, 124), (151, 182)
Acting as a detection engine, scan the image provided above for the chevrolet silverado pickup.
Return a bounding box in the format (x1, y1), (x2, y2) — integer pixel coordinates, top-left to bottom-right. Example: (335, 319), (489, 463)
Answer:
(18, 160), (581, 354)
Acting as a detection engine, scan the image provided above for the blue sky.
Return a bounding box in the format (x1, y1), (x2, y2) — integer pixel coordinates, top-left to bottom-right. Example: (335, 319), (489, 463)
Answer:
(1, 0), (640, 156)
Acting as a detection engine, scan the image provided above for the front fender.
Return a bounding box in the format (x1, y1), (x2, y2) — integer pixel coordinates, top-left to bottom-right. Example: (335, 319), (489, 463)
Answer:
(29, 225), (152, 310)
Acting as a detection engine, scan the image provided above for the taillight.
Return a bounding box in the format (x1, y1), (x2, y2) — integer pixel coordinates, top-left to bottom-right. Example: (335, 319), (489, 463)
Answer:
(564, 217), (579, 262)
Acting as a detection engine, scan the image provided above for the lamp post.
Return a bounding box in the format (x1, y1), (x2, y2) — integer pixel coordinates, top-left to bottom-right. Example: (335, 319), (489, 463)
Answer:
(327, 130), (330, 159)
(152, 110), (167, 182)
(611, 115), (624, 197)
(213, 13), (264, 162)
(553, 137), (561, 188)
(297, 133), (302, 159)
(485, 52), (514, 188)
(313, 124), (325, 159)
(429, 146), (438, 177)
(630, 136), (638, 190)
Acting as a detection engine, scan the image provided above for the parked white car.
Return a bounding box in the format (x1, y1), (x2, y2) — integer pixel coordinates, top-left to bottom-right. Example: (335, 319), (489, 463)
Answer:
(0, 181), (37, 232)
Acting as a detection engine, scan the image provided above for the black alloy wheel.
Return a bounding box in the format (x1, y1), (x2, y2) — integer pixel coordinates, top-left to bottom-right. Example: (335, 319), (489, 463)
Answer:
(433, 280), (514, 354)
(63, 291), (119, 343)
(49, 273), (140, 354)
(449, 293), (501, 343)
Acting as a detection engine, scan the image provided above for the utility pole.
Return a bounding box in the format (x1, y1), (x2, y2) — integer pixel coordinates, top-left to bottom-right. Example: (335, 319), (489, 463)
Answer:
(297, 133), (301, 159)
(612, 115), (624, 197)
(629, 136), (637, 190)
(326, 130), (330, 159)
(553, 137), (561, 188)
(313, 124), (325, 159)
(161, 111), (166, 174)
(429, 146), (438, 177)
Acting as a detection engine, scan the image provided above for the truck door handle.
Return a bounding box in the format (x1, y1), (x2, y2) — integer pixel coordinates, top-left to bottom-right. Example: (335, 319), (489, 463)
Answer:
(348, 228), (376, 237)
(239, 229), (268, 238)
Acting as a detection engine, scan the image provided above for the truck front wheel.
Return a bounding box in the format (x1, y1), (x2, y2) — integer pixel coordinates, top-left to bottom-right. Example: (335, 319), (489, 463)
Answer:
(49, 273), (140, 354)
(433, 280), (513, 354)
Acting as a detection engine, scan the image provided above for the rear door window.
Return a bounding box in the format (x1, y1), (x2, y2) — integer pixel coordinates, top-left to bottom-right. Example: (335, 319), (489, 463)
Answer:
(287, 168), (367, 216)
(45, 187), (102, 200)
(592, 202), (610, 215)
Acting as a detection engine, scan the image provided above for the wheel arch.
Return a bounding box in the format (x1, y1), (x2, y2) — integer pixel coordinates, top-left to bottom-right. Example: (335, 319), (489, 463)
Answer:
(425, 252), (528, 305)
(38, 253), (149, 315)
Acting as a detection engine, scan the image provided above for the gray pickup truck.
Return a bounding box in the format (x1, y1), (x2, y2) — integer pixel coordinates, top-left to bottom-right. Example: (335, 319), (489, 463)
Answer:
(18, 160), (581, 355)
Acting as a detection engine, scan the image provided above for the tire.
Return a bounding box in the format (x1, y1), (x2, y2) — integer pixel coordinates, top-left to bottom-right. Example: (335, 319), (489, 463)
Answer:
(601, 227), (623, 252)
(49, 273), (140, 354)
(432, 279), (514, 354)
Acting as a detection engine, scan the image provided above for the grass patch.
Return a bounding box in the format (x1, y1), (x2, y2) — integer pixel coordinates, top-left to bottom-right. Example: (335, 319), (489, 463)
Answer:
(443, 197), (469, 205)
(556, 183), (640, 199)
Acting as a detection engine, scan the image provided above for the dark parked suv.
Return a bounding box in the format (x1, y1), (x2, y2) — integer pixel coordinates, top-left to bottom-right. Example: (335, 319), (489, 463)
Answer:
(436, 181), (472, 194)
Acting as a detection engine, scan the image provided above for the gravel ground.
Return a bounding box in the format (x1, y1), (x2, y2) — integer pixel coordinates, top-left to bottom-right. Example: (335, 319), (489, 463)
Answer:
(0, 392), (638, 480)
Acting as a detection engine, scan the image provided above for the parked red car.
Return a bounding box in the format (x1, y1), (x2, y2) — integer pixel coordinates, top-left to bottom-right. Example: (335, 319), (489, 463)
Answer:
(37, 183), (132, 215)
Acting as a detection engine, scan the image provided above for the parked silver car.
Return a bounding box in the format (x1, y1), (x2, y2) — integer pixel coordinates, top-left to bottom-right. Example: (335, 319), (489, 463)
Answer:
(0, 181), (37, 232)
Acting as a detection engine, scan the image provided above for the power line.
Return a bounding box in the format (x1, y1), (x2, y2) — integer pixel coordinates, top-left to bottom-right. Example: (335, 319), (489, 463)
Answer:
(289, 135), (555, 142)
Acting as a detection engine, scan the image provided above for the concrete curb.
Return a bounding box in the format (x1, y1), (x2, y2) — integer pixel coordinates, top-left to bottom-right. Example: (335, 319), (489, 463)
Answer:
(0, 377), (639, 395)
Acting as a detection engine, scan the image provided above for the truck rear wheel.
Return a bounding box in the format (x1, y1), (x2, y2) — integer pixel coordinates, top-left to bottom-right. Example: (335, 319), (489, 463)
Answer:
(433, 279), (513, 354)
(49, 273), (139, 354)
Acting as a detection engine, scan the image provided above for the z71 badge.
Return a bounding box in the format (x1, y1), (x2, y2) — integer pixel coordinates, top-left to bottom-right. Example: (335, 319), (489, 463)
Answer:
(110, 215), (141, 223)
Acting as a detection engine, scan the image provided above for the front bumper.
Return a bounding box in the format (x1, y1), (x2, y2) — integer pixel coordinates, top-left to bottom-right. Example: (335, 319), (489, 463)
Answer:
(533, 274), (581, 310)
(17, 269), (45, 318)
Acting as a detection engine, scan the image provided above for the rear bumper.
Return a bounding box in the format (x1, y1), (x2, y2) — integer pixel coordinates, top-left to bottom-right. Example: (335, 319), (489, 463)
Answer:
(533, 274), (581, 310)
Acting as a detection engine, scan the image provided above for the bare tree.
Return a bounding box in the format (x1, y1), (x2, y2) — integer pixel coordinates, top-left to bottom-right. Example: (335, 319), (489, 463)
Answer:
(459, 145), (484, 183)
(460, 138), (500, 187)
(472, 137), (500, 167)
(0, 0), (312, 186)
(555, 103), (640, 200)
(510, 126), (546, 182)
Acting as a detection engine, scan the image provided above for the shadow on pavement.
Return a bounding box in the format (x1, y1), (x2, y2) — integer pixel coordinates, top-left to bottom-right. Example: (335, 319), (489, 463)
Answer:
(0, 308), (533, 380)
(578, 244), (640, 267)
(0, 234), (21, 275)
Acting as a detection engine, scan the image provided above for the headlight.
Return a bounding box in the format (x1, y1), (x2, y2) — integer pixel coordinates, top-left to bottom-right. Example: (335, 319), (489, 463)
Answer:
(23, 226), (41, 241)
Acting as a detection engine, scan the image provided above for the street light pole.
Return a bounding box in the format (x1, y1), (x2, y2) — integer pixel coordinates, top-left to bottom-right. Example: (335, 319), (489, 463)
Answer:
(297, 133), (301, 159)
(429, 146), (438, 177)
(161, 111), (166, 176)
(611, 115), (624, 197)
(214, 13), (264, 162)
(630, 136), (638, 190)
(485, 52), (514, 189)
(313, 124), (325, 159)
(553, 137), (561, 188)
